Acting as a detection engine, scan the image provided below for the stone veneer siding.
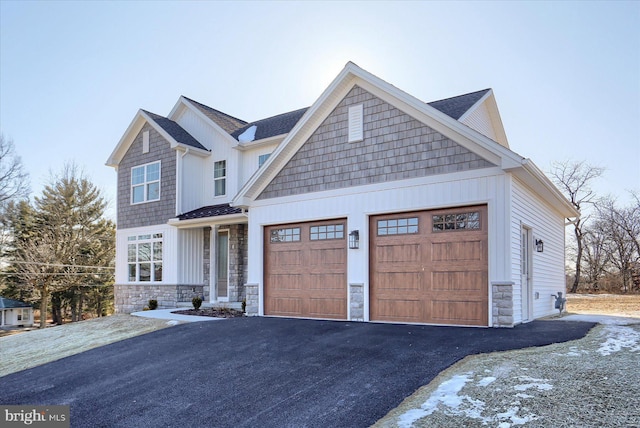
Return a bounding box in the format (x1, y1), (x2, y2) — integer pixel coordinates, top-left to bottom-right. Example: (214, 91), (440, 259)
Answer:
(117, 123), (177, 229)
(349, 283), (364, 321)
(492, 282), (514, 327)
(219, 224), (248, 302)
(258, 86), (495, 200)
(245, 283), (259, 316)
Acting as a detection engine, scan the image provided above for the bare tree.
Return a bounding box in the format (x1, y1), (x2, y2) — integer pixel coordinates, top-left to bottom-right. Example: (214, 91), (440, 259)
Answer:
(581, 223), (610, 291)
(0, 135), (30, 259)
(550, 160), (604, 293)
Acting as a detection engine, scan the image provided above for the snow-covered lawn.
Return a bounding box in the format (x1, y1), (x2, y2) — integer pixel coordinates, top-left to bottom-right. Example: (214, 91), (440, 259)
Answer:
(375, 317), (640, 427)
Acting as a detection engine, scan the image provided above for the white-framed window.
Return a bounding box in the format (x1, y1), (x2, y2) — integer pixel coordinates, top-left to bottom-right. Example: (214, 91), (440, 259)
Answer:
(16, 309), (29, 321)
(128, 233), (163, 282)
(131, 161), (160, 204)
(348, 104), (364, 142)
(258, 153), (271, 168)
(214, 160), (226, 196)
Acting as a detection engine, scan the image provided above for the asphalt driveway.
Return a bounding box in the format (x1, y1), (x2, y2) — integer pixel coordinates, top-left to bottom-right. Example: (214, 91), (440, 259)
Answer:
(0, 317), (594, 427)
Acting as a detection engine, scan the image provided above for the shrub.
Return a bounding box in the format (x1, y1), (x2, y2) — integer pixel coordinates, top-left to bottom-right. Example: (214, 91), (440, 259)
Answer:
(192, 296), (203, 310)
(148, 299), (158, 310)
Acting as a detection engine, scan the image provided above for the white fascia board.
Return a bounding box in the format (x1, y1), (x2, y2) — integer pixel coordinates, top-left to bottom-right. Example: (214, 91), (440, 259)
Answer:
(105, 110), (146, 167)
(459, 91), (509, 148)
(507, 159), (579, 219)
(458, 89), (493, 122)
(167, 213), (247, 228)
(170, 143), (211, 157)
(233, 133), (286, 151)
(175, 96), (241, 147)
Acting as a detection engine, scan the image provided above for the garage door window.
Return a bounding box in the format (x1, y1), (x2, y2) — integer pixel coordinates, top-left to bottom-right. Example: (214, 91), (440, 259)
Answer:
(377, 217), (419, 235)
(310, 224), (344, 240)
(432, 211), (480, 232)
(270, 227), (301, 243)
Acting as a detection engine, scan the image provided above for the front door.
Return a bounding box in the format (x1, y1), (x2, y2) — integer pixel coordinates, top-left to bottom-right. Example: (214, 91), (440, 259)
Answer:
(521, 226), (532, 322)
(216, 230), (229, 301)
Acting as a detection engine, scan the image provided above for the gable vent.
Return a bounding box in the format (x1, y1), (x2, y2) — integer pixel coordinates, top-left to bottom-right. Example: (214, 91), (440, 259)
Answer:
(142, 131), (150, 153)
(348, 104), (363, 142)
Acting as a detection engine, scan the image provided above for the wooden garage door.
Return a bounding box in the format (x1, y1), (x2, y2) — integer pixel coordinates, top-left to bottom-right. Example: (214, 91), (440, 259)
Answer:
(264, 219), (347, 319)
(370, 205), (488, 326)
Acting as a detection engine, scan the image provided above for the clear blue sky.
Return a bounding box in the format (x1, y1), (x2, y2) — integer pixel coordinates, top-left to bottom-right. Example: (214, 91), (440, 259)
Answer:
(1, 1), (638, 220)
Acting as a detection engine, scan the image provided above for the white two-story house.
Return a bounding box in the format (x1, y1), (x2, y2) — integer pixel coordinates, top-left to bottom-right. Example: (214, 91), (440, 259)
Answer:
(107, 62), (577, 327)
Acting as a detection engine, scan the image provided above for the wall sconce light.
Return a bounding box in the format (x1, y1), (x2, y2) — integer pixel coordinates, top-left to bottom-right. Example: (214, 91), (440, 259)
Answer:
(535, 239), (544, 253)
(349, 230), (360, 249)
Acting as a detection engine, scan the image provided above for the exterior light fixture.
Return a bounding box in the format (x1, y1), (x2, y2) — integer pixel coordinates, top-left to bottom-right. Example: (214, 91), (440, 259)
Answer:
(349, 230), (360, 249)
(535, 239), (544, 253)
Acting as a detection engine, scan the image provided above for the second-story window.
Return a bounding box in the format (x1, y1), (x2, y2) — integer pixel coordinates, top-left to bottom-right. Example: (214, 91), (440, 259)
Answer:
(214, 160), (226, 196)
(258, 153), (271, 168)
(131, 161), (160, 204)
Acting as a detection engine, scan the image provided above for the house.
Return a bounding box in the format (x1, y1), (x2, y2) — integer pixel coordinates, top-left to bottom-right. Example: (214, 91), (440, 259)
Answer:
(106, 62), (577, 327)
(0, 296), (34, 327)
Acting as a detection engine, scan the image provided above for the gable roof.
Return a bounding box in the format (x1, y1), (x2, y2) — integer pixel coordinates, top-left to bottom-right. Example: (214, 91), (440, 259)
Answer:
(181, 96), (248, 134)
(231, 107), (309, 142)
(428, 89), (491, 120)
(142, 110), (207, 151)
(232, 62), (577, 219)
(0, 296), (31, 309)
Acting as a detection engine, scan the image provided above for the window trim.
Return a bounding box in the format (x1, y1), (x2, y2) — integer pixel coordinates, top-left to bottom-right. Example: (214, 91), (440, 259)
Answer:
(127, 233), (163, 283)
(131, 161), (161, 205)
(214, 160), (227, 197)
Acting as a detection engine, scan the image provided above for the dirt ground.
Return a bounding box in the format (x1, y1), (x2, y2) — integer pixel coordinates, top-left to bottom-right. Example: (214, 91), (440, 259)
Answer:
(566, 293), (640, 317)
(375, 294), (640, 427)
(0, 314), (171, 378)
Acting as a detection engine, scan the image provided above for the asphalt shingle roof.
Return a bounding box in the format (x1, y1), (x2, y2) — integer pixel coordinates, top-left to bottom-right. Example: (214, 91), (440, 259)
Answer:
(427, 89), (491, 120)
(143, 110), (208, 151)
(231, 107), (309, 142)
(182, 97), (248, 134)
(178, 203), (244, 221)
(0, 296), (32, 309)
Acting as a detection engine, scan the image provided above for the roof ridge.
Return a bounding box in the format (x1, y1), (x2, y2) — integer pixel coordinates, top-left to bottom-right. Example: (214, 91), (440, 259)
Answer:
(428, 88), (491, 105)
(244, 107), (309, 126)
(182, 96), (248, 126)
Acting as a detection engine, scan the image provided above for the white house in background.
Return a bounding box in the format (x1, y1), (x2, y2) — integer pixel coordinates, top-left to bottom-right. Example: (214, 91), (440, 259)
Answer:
(0, 296), (34, 327)
(107, 62), (578, 327)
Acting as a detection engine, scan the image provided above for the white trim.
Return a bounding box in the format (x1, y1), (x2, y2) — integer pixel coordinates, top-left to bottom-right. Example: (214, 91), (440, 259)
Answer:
(348, 104), (363, 142)
(130, 161), (161, 205)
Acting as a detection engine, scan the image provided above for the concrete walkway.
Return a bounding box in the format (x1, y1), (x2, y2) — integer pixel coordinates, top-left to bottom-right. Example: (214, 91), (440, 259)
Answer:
(131, 308), (224, 323)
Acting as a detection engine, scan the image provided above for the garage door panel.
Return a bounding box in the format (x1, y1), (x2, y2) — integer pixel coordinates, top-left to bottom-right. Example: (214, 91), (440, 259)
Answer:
(375, 272), (423, 291)
(265, 219), (347, 320)
(371, 205), (488, 326)
(268, 297), (303, 317)
(376, 243), (421, 263)
(431, 241), (485, 262)
(430, 299), (486, 325)
(431, 271), (488, 292)
(374, 298), (422, 322)
(309, 298), (346, 319)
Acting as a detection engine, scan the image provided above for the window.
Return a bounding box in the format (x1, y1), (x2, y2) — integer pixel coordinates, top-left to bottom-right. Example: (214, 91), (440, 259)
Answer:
(214, 160), (226, 196)
(432, 211), (480, 232)
(377, 217), (419, 235)
(258, 153), (271, 168)
(348, 104), (363, 142)
(128, 233), (163, 282)
(310, 224), (344, 240)
(131, 162), (160, 204)
(270, 227), (301, 243)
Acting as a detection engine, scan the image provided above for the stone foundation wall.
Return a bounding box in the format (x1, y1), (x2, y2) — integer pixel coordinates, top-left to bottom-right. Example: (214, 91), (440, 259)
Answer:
(492, 282), (514, 327)
(349, 283), (364, 321)
(177, 285), (204, 303)
(114, 284), (178, 313)
(245, 283), (259, 316)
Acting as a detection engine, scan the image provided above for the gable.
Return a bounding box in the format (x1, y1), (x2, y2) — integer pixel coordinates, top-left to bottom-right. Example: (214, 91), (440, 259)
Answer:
(257, 86), (495, 200)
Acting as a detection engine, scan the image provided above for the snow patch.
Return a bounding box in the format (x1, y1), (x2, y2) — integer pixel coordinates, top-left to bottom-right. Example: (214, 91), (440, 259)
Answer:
(598, 325), (640, 356)
(238, 125), (257, 143)
(166, 320), (179, 326)
(496, 406), (537, 425)
(478, 376), (496, 387)
(514, 376), (553, 392)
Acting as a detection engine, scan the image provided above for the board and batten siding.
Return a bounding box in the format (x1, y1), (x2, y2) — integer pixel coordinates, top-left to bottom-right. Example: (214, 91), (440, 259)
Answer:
(511, 177), (566, 322)
(246, 168), (509, 321)
(460, 102), (499, 145)
(115, 224), (179, 285)
(177, 228), (204, 285)
(179, 153), (209, 215)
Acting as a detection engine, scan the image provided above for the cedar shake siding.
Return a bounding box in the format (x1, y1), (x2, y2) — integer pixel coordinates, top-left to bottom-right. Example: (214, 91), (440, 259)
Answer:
(117, 124), (177, 229)
(258, 86), (495, 200)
